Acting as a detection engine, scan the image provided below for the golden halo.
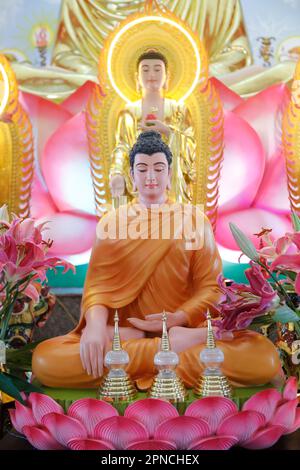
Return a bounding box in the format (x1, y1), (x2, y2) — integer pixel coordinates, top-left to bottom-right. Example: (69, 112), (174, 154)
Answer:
(0, 59), (10, 116)
(100, 13), (202, 103)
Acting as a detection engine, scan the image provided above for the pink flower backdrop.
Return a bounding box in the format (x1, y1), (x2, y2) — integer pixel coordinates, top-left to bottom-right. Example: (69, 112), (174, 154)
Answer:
(22, 78), (292, 266)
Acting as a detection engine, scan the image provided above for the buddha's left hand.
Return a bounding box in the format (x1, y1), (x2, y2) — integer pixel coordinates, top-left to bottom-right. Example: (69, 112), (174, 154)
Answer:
(127, 310), (187, 332)
(139, 119), (171, 138)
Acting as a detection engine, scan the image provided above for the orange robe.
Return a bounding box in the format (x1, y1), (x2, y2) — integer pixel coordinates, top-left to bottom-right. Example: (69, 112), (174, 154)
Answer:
(32, 200), (281, 389)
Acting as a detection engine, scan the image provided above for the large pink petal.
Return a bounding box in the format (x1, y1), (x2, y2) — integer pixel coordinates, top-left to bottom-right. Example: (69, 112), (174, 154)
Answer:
(94, 416), (149, 450)
(217, 410), (266, 443)
(36, 212), (97, 257)
(233, 84), (290, 164)
(185, 397), (238, 434)
(61, 81), (98, 115)
(154, 416), (210, 450)
(30, 174), (57, 220)
(253, 150), (290, 213)
(242, 389), (282, 423)
(210, 77), (244, 111)
(41, 412), (87, 447)
(19, 91), (72, 167)
(188, 435), (238, 451)
(270, 399), (298, 433)
(23, 425), (65, 450)
(288, 408), (300, 434)
(42, 112), (95, 215)
(29, 392), (64, 425)
(218, 110), (265, 214)
(124, 398), (179, 438)
(241, 425), (284, 450)
(67, 398), (118, 437)
(283, 376), (298, 401)
(9, 403), (37, 434)
(126, 440), (177, 450)
(67, 438), (114, 450)
(216, 209), (292, 251)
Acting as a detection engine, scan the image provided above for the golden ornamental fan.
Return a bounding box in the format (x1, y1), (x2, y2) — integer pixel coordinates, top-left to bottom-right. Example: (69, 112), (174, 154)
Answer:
(282, 59), (300, 216)
(0, 54), (34, 218)
(86, 3), (224, 232)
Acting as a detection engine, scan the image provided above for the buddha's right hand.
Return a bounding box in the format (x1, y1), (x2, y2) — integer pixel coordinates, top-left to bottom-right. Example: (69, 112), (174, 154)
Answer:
(109, 174), (125, 197)
(79, 325), (110, 378)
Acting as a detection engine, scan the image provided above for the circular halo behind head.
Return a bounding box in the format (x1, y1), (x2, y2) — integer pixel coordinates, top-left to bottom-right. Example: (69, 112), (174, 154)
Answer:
(100, 13), (202, 103)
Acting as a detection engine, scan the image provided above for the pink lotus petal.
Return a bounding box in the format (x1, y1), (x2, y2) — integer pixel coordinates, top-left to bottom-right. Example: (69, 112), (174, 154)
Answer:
(42, 112), (94, 215)
(94, 416), (149, 450)
(41, 412), (87, 447)
(217, 410), (266, 443)
(188, 435), (239, 451)
(67, 438), (115, 450)
(154, 416), (210, 450)
(270, 399), (298, 433)
(241, 425), (284, 450)
(9, 402), (37, 434)
(36, 212), (97, 257)
(242, 389), (282, 423)
(23, 425), (65, 450)
(126, 440), (177, 450)
(219, 111), (265, 214)
(288, 408), (300, 434)
(210, 77), (243, 111)
(124, 398), (179, 438)
(283, 376), (298, 401)
(29, 392), (64, 425)
(185, 397), (238, 434)
(67, 398), (118, 437)
(61, 81), (98, 115)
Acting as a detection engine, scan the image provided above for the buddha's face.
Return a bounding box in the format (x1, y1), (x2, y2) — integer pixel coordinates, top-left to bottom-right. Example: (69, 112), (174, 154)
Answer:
(131, 152), (171, 201)
(137, 59), (167, 93)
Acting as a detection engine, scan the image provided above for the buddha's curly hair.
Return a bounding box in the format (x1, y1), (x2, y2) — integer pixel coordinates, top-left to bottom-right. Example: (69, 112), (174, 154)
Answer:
(137, 49), (168, 70)
(129, 131), (173, 170)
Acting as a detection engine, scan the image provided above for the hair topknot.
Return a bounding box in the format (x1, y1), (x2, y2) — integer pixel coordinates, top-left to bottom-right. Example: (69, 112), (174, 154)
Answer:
(129, 131), (173, 169)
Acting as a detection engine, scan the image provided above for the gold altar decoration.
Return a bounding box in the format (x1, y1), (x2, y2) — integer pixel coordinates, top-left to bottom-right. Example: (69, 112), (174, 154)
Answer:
(98, 310), (137, 402)
(0, 55), (34, 218)
(149, 311), (186, 402)
(194, 311), (232, 398)
(86, 3), (224, 230)
(283, 59), (300, 217)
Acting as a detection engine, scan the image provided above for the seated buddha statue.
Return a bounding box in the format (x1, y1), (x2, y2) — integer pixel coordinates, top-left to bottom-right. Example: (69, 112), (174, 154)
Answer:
(109, 49), (195, 204)
(32, 131), (281, 390)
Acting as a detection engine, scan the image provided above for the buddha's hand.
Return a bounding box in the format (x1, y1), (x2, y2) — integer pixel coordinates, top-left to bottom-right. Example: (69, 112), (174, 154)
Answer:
(80, 326), (110, 378)
(127, 310), (188, 332)
(139, 119), (171, 138)
(109, 174), (125, 197)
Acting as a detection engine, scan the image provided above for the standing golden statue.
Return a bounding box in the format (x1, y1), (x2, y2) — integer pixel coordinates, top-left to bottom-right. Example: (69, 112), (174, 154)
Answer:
(0, 55), (34, 217)
(282, 59), (300, 217)
(86, 6), (224, 230)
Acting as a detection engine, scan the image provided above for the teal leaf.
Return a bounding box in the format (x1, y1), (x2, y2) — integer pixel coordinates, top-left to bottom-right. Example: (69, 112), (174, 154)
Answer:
(291, 212), (300, 232)
(272, 304), (300, 323)
(229, 223), (259, 261)
(0, 373), (25, 403)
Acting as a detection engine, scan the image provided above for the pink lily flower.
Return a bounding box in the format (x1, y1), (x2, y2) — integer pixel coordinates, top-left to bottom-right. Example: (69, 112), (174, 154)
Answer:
(214, 263), (277, 333)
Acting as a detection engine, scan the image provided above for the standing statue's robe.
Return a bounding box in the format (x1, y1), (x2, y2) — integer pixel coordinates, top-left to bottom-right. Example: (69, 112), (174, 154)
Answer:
(32, 200), (280, 389)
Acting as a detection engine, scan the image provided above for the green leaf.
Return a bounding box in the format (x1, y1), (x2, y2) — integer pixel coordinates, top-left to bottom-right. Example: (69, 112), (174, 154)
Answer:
(1, 371), (43, 396)
(0, 373), (25, 403)
(291, 212), (300, 232)
(272, 304), (300, 323)
(229, 223), (259, 261)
